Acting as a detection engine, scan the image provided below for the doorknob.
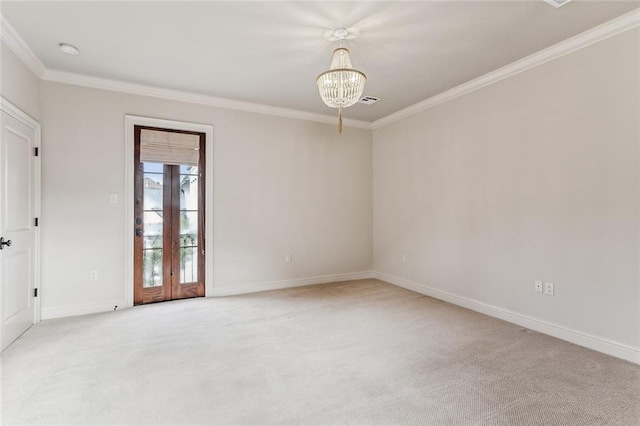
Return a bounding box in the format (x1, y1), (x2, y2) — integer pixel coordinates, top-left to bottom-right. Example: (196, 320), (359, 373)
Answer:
(135, 228), (143, 237)
(0, 237), (12, 250)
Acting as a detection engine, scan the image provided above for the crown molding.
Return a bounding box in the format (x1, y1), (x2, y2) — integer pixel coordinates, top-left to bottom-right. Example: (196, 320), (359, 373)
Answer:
(0, 16), (46, 77)
(41, 69), (372, 130)
(3, 8), (638, 132)
(372, 8), (640, 130)
(1, 16), (370, 130)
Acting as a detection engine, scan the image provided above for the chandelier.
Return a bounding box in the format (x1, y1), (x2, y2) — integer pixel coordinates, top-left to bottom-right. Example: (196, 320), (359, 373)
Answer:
(317, 28), (367, 134)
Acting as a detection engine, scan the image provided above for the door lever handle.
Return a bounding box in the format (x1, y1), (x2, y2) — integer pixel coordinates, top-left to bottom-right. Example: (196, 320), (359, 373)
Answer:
(0, 237), (12, 250)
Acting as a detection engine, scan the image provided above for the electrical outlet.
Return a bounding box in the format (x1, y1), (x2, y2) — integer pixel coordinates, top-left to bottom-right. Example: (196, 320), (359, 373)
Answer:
(401, 254), (406, 263)
(90, 270), (98, 281)
(534, 280), (543, 293)
(285, 254), (291, 263)
(544, 282), (554, 296)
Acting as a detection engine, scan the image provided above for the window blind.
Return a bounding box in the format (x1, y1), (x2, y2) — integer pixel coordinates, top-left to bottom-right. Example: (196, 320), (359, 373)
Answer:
(140, 129), (200, 166)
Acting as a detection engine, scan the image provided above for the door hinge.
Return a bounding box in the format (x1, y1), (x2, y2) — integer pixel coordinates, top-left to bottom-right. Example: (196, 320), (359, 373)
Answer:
(34, 147), (39, 156)
(35, 217), (39, 227)
(34, 288), (38, 297)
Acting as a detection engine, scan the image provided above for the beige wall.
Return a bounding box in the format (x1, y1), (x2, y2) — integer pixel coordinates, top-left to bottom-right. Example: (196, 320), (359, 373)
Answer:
(5, 20), (638, 358)
(39, 82), (373, 315)
(373, 29), (640, 349)
(1, 41), (40, 119)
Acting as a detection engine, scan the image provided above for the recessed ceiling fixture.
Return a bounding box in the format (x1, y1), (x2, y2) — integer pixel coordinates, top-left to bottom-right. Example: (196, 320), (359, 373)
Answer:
(542, 0), (572, 8)
(317, 28), (366, 134)
(59, 43), (79, 55)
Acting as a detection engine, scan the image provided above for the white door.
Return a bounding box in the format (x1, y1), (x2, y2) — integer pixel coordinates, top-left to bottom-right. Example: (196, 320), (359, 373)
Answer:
(0, 100), (39, 351)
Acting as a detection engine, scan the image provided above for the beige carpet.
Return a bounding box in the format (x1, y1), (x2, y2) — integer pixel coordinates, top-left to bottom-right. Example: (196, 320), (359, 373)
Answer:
(2, 279), (638, 425)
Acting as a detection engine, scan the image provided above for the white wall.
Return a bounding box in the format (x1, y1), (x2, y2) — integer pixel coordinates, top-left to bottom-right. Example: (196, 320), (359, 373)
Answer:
(1, 40), (40, 120)
(373, 29), (639, 353)
(39, 82), (372, 316)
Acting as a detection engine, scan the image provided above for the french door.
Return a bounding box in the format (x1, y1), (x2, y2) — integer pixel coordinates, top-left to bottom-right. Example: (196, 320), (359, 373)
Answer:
(133, 126), (205, 305)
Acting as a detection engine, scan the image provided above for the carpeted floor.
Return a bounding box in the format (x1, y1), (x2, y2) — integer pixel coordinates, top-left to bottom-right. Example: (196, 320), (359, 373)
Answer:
(2, 279), (639, 425)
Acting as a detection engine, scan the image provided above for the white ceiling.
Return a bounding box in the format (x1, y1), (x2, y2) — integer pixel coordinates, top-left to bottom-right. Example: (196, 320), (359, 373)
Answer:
(2, 1), (638, 122)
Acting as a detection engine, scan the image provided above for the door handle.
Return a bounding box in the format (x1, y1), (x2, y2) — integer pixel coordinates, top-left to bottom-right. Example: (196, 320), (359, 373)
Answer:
(135, 228), (143, 237)
(0, 237), (12, 250)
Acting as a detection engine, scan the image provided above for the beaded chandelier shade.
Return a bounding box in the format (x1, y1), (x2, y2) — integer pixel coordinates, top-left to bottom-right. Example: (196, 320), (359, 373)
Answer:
(316, 29), (366, 134)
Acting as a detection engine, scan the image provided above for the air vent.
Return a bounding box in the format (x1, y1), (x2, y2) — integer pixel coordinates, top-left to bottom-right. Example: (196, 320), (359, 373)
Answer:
(358, 96), (380, 105)
(542, 0), (572, 8)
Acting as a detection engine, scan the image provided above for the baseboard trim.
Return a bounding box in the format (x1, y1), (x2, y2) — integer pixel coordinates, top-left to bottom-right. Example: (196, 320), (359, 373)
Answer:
(41, 299), (125, 320)
(374, 272), (640, 364)
(211, 271), (375, 297)
(40, 272), (375, 319)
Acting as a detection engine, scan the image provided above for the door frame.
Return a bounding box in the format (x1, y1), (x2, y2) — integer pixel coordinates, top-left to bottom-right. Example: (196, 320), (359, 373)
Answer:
(124, 115), (214, 308)
(0, 97), (42, 334)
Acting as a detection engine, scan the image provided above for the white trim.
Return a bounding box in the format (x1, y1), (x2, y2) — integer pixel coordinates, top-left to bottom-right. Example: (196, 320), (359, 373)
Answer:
(0, 97), (42, 327)
(212, 271), (375, 297)
(41, 272), (374, 319)
(0, 97), (39, 129)
(3, 9), (639, 131)
(374, 272), (640, 365)
(44, 70), (372, 130)
(124, 115), (215, 307)
(0, 13), (368, 129)
(41, 299), (124, 320)
(372, 8), (640, 129)
(0, 16), (46, 77)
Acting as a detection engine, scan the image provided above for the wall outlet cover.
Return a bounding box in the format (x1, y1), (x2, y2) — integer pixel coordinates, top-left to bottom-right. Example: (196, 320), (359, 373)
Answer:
(544, 282), (554, 296)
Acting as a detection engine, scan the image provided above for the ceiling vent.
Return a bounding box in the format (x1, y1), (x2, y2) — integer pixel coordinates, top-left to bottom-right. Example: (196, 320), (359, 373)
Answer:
(542, 0), (572, 8)
(358, 96), (380, 105)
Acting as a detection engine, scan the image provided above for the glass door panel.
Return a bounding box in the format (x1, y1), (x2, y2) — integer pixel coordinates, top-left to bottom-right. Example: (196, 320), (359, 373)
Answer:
(143, 249), (163, 288)
(142, 168), (164, 288)
(179, 172), (199, 284)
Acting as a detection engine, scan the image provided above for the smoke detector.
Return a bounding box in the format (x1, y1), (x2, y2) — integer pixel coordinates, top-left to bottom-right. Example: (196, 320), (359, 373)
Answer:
(358, 96), (380, 105)
(542, 0), (572, 8)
